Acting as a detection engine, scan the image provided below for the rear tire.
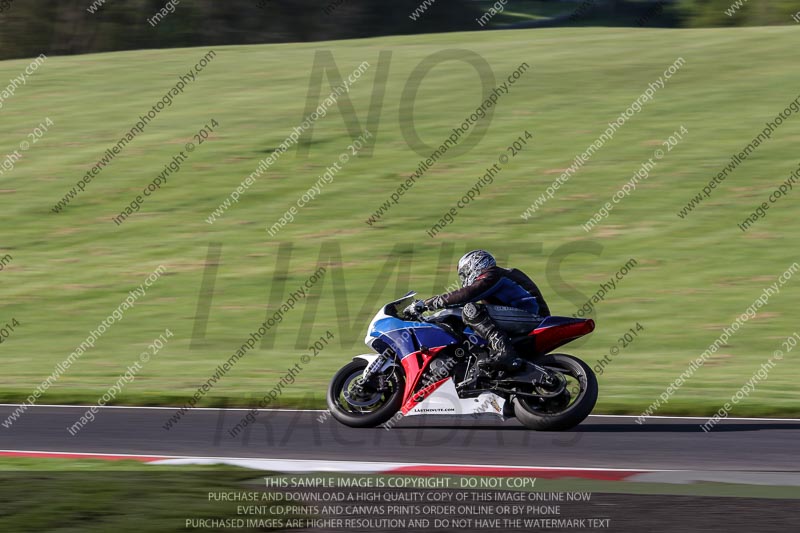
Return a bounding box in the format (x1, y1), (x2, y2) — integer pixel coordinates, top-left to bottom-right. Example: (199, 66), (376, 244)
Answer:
(513, 353), (597, 431)
(326, 359), (405, 428)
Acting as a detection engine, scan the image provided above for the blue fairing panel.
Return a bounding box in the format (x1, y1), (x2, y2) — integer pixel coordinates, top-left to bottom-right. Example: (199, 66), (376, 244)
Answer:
(378, 328), (418, 358)
(369, 316), (409, 337)
(369, 317), (459, 359)
(414, 327), (460, 351)
(462, 326), (488, 346)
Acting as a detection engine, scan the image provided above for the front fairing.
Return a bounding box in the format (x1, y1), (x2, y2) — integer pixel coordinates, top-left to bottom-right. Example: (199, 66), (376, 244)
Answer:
(364, 292), (460, 358)
(363, 291), (416, 347)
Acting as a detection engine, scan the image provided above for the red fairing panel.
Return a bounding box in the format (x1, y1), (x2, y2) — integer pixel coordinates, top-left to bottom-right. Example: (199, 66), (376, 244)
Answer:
(529, 319), (595, 355)
(400, 345), (450, 405)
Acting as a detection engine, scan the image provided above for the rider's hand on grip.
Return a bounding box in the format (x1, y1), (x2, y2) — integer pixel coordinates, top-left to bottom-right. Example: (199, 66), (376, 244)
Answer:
(403, 300), (427, 318)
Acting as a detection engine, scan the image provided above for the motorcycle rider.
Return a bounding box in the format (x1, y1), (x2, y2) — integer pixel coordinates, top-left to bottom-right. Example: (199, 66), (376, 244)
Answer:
(413, 250), (550, 375)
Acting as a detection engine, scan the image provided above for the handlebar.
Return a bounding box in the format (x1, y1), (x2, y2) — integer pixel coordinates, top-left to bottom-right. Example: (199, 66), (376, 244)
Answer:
(402, 299), (427, 319)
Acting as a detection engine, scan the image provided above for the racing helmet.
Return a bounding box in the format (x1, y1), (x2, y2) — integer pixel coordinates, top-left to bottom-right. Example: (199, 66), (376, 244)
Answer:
(457, 250), (496, 287)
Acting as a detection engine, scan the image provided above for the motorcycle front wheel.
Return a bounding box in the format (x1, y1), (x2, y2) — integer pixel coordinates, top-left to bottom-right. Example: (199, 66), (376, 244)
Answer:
(326, 359), (405, 428)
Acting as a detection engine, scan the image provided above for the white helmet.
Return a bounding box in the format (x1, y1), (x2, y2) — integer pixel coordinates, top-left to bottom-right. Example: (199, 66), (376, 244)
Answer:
(457, 250), (496, 287)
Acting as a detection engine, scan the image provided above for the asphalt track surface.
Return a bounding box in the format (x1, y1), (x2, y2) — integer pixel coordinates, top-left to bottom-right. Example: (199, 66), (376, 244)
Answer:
(2, 405), (800, 472)
(3, 406), (800, 532)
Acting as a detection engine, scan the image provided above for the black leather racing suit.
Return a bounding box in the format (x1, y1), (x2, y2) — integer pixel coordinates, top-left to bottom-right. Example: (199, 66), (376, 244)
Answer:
(424, 265), (550, 371)
(425, 265), (550, 333)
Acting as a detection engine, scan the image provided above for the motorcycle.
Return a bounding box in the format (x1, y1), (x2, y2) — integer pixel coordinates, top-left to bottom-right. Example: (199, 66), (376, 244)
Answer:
(327, 292), (598, 431)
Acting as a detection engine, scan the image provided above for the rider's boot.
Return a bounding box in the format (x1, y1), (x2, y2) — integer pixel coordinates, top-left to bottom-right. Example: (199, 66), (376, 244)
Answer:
(463, 303), (523, 376)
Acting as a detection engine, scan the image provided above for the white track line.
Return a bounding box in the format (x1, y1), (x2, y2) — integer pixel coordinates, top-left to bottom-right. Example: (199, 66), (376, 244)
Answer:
(587, 414), (800, 422)
(7, 449), (800, 486)
(0, 404), (326, 412)
(1, 404), (799, 422)
(0, 449), (670, 472)
(0, 449), (173, 459)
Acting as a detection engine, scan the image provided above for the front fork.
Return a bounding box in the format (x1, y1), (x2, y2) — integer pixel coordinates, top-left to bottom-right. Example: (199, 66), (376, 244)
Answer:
(355, 351), (398, 394)
(362, 352), (388, 381)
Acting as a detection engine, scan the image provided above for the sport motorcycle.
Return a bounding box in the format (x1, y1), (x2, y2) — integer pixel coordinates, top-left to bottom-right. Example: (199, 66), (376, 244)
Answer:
(327, 292), (598, 431)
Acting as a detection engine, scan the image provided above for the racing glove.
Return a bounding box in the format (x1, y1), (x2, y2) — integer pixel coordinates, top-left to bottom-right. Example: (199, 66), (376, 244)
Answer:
(403, 299), (427, 317)
(424, 295), (446, 310)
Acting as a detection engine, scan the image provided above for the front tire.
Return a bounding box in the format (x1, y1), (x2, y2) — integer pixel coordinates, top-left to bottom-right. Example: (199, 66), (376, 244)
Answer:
(326, 359), (405, 428)
(512, 353), (597, 431)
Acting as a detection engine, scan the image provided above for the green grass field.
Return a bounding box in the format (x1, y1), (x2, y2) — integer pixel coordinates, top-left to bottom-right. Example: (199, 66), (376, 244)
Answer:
(0, 459), (282, 532)
(1, 25), (799, 416)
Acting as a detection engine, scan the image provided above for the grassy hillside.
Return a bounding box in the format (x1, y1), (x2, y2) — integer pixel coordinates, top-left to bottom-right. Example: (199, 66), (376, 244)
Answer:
(1, 26), (799, 416)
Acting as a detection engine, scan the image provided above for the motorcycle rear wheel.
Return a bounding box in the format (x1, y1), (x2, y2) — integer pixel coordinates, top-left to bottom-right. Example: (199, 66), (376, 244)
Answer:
(326, 359), (405, 428)
(512, 353), (597, 431)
